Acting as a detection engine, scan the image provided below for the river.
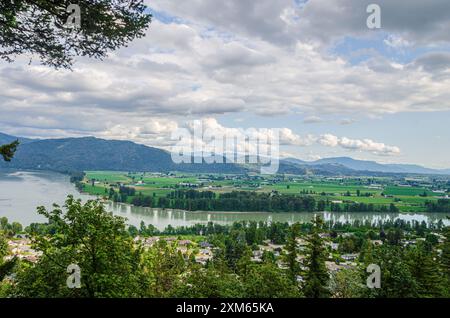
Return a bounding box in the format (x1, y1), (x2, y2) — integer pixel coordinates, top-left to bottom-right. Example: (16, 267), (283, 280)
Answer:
(1, 170), (449, 230)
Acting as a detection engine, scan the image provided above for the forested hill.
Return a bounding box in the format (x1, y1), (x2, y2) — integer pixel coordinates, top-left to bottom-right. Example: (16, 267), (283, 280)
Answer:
(1, 132), (448, 176)
(0, 132), (33, 145)
(0, 135), (245, 173)
(0, 133), (354, 175)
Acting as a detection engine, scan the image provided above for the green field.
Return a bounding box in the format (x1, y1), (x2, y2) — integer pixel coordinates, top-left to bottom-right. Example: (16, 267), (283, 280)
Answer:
(383, 186), (441, 197)
(79, 171), (447, 212)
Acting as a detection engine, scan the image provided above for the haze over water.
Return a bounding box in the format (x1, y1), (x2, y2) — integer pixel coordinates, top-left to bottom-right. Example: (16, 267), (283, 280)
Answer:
(1, 170), (449, 230)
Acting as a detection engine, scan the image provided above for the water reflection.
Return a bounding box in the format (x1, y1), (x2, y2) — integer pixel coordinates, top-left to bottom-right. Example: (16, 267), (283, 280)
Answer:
(1, 170), (449, 230)
(105, 201), (450, 230)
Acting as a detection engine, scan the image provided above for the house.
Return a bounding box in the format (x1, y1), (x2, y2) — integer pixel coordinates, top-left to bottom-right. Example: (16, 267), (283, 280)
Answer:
(200, 249), (212, 256)
(371, 240), (383, 246)
(295, 238), (308, 246)
(338, 232), (354, 238)
(199, 241), (212, 248)
(144, 237), (160, 246)
(178, 240), (193, 246)
(195, 255), (212, 265)
(328, 242), (339, 250)
(341, 253), (359, 261)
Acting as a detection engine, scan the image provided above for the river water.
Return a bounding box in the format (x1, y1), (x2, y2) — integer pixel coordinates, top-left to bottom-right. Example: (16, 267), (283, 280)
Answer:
(1, 170), (449, 230)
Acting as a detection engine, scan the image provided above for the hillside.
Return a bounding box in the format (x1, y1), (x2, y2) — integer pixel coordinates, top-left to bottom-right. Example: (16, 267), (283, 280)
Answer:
(0, 132), (33, 145)
(1, 133), (449, 175)
(0, 136), (245, 173)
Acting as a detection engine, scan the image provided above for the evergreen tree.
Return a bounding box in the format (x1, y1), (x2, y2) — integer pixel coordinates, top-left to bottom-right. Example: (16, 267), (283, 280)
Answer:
(407, 243), (444, 297)
(243, 262), (301, 298)
(302, 216), (330, 298)
(441, 225), (450, 296)
(284, 223), (301, 283)
(0, 140), (19, 161)
(0, 1), (152, 69)
(366, 245), (418, 298)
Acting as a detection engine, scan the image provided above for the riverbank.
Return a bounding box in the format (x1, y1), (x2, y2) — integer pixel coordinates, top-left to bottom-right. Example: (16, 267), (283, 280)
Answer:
(1, 170), (450, 229)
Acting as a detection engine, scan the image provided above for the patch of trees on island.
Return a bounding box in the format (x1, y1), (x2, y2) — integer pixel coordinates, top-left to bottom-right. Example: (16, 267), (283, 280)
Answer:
(108, 188), (400, 213)
(426, 199), (450, 213)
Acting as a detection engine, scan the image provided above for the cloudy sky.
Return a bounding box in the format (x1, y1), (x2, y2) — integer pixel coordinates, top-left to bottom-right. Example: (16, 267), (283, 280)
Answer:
(1, 0), (450, 168)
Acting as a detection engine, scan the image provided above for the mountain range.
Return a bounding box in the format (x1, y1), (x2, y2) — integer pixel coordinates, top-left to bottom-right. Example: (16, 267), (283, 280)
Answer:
(1, 132), (449, 176)
(284, 157), (450, 175)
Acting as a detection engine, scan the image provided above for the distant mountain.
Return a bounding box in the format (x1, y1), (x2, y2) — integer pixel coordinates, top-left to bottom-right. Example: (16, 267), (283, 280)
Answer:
(0, 132), (33, 145)
(1, 132), (449, 175)
(304, 157), (450, 175)
(0, 135), (245, 174)
(283, 157), (307, 165)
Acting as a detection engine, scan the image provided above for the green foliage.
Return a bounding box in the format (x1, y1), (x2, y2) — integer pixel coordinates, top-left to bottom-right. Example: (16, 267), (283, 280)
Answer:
(364, 245), (419, 298)
(0, 140), (19, 161)
(0, 233), (7, 260)
(243, 262), (301, 298)
(140, 240), (186, 297)
(407, 243), (445, 297)
(284, 223), (301, 283)
(330, 268), (365, 298)
(0, 1), (152, 69)
(11, 196), (144, 297)
(302, 217), (330, 298)
(0, 217), (23, 236)
(440, 227), (450, 296)
(171, 264), (245, 298)
(1, 199), (449, 299)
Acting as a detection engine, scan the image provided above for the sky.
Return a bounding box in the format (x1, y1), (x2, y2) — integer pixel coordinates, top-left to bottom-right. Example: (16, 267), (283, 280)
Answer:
(1, 0), (450, 168)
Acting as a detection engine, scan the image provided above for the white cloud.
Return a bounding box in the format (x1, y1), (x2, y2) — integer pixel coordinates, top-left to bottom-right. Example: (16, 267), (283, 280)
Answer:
(303, 116), (324, 124)
(179, 118), (401, 157)
(0, 0), (446, 165)
(2, 13), (450, 138)
(318, 134), (400, 155)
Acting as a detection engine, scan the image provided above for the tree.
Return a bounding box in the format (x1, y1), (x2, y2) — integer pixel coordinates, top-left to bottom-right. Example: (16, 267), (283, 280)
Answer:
(0, 1), (152, 69)
(0, 233), (18, 282)
(302, 216), (330, 298)
(386, 228), (403, 246)
(224, 230), (248, 271)
(441, 226), (450, 295)
(141, 240), (186, 297)
(171, 264), (244, 298)
(365, 245), (418, 298)
(0, 140), (19, 161)
(11, 196), (144, 297)
(243, 263), (301, 298)
(11, 222), (23, 234)
(407, 243), (444, 297)
(329, 268), (365, 298)
(284, 223), (300, 283)
(0, 217), (8, 230)
(0, 234), (7, 260)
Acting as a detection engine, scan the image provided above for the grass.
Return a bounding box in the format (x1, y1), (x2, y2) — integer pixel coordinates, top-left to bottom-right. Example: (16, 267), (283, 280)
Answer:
(79, 171), (448, 212)
(383, 186), (440, 197)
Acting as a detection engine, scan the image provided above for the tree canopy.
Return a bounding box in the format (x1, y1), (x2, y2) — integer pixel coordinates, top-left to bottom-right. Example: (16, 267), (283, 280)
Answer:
(0, 140), (19, 162)
(0, 0), (152, 69)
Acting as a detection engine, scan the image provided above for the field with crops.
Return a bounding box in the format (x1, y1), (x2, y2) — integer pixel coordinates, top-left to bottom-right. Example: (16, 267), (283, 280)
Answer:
(77, 171), (450, 213)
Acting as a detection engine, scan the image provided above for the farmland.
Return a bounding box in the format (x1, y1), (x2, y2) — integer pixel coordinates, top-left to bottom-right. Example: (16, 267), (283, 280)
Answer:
(76, 171), (450, 213)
